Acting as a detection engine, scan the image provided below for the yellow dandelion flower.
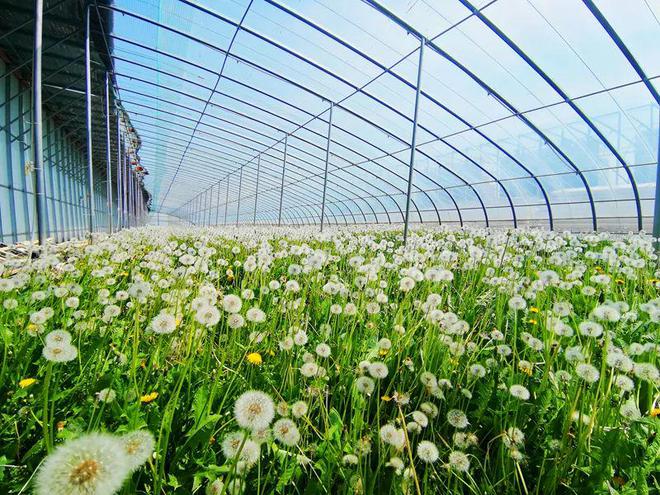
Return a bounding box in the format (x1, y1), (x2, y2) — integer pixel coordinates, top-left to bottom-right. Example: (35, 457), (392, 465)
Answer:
(528, 318), (537, 325)
(246, 352), (262, 365)
(19, 378), (37, 388)
(140, 392), (158, 403)
(650, 408), (660, 418)
(381, 395), (392, 402)
(57, 420), (67, 432)
(529, 307), (539, 313)
(379, 349), (388, 356)
(615, 279), (624, 285)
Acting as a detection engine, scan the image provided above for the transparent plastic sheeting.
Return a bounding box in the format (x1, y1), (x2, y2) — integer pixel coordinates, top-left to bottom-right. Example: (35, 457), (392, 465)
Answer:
(105, 0), (659, 231)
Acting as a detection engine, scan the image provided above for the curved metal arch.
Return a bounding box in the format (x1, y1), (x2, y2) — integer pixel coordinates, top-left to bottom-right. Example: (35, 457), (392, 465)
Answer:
(136, 135), (355, 225)
(167, 0), (488, 226)
(103, 22), (443, 226)
(109, 34), (428, 227)
(111, 43), (428, 225)
(363, 1), (562, 229)
(582, 2), (660, 107)
(117, 84), (413, 225)
(456, 0), (642, 230)
(329, 197), (355, 225)
(136, 140), (334, 223)
(140, 140), (352, 229)
(123, 101), (384, 222)
(264, 0), (515, 227)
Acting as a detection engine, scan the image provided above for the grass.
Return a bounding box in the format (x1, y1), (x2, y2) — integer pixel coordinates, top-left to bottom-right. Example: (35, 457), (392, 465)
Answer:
(0, 225), (658, 494)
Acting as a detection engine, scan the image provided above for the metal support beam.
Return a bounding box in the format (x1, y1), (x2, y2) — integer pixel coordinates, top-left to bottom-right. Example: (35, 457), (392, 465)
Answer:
(32, 0), (47, 248)
(320, 104), (333, 232)
(654, 121), (660, 246)
(105, 72), (112, 234)
(215, 180), (221, 225)
(224, 176), (230, 225)
(403, 40), (425, 244)
(278, 136), (288, 227)
(253, 155), (260, 225)
(236, 167), (243, 226)
(116, 114), (122, 229)
(84, 6), (95, 238)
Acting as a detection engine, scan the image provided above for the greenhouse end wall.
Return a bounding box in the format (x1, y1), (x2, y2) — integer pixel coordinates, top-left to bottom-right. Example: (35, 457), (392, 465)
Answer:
(0, 58), (115, 244)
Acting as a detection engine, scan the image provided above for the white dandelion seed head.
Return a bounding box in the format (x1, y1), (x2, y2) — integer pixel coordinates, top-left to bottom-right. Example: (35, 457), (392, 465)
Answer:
(45, 330), (72, 346)
(245, 307), (266, 323)
(355, 376), (375, 395)
(447, 451), (470, 472)
(227, 313), (245, 329)
(368, 362), (388, 379)
(416, 441), (439, 463)
(234, 390), (275, 431)
(43, 343), (78, 363)
(379, 424), (405, 450)
(575, 363), (600, 383)
(121, 430), (155, 472)
(34, 432), (128, 495)
(447, 409), (469, 429)
(272, 418), (300, 446)
(509, 384), (530, 401)
(222, 294), (243, 314)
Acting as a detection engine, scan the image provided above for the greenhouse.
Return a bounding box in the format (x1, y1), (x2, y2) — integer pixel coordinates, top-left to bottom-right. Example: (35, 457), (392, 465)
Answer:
(0, 0), (658, 494)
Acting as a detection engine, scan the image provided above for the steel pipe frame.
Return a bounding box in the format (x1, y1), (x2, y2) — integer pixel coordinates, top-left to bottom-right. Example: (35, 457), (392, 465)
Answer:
(264, 0), (515, 228)
(104, 72), (113, 233)
(130, 116), (376, 225)
(135, 128), (363, 224)
(580, 0), (660, 239)
(84, 5), (95, 237)
(157, 0), (254, 211)
(32, 0), (47, 247)
(0, 27), (82, 84)
(320, 104), (333, 233)
(111, 78), (409, 223)
(109, 41), (462, 226)
(124, 105), (382, 225)
(110, 49), (439, 223)
(253, 155), (260, 225)
(456, 0), (641, 231)
(100, 17), (455, 226)
(117, 114), (123, 229)
(141, 2), (493, 227)
(133, 122), (370, 225)
(96, 0), (640, 232)
(404, 40), (425, 244)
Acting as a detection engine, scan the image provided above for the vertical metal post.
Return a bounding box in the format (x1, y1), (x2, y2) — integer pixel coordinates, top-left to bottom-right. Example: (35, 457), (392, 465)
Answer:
(116, 123), (122, 229)
(84, 5), (95, 238)
(215, 181), (221, 225)
(236, 167), (243, 227)
(205, 189), (210, 226)
(278, 136), (288, 227)
(403, 39), (425, 244)
(207, 185), (213, 226)
(253, 155), (260, 225)
(129, 169), (134, 228)
(105, 73), (113, 234)
(654, 119), (660, 247)
(117, 137), (126, 229)
(320, 104), (333, 232)
(32, 0), (47, 247)
(224, 176), (230, 225)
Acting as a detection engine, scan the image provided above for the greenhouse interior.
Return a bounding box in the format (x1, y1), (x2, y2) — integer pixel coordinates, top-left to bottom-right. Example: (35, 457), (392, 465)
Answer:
(0, 0), (658, 494)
